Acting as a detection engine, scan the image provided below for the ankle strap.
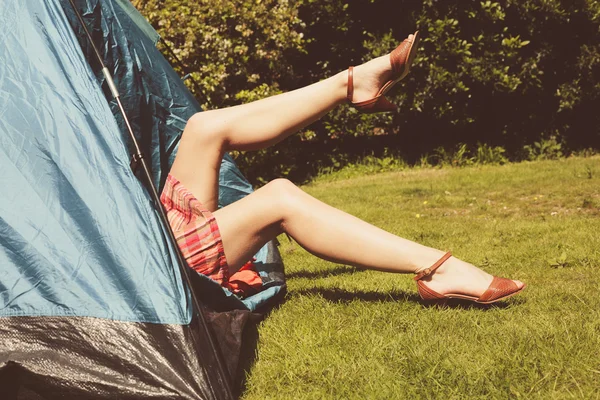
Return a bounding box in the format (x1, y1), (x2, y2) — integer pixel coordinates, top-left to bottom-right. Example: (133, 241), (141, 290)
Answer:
(414, 252), (452, 281)
(347, 66), (354, 103)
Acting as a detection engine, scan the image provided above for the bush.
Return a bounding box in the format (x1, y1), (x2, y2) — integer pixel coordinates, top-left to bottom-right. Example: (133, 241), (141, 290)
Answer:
(523, 135), (564, 160)
(134, 0), (600, 184)
(474, 143), (508, 165)
(132, 0), (305, 109)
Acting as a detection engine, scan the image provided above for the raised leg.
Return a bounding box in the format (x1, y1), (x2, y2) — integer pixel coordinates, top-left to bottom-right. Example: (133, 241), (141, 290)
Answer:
(169, 37), (405, 210)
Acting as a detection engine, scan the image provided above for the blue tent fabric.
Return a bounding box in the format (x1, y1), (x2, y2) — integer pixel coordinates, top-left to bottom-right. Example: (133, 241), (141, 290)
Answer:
(0, 0), (286, 326)
(0, 0), (189, 324)
(114, 0), (161, 44)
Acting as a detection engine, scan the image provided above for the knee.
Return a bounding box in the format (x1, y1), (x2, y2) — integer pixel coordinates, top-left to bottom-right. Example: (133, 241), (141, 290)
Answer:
(262, 178), (301, 210)
(183, 111), (226, 149)
(264, 178), (297, 195)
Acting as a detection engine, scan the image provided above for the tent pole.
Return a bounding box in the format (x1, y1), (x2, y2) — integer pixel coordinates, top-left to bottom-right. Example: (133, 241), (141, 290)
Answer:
(65, 1), (234, 399)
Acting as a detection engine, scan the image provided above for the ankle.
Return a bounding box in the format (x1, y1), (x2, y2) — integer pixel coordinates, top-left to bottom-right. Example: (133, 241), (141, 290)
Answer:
(413, 249), (450, 274)
(334, 70), (350, 104)
(346, 56), (393, 104)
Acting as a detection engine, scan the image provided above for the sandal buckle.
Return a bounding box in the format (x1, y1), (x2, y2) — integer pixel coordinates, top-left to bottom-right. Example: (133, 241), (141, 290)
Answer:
(414, 267), (432, 281)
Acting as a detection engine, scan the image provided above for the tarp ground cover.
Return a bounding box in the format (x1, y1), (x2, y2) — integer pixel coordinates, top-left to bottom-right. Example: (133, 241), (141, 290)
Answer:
(0, 0), (286, 397)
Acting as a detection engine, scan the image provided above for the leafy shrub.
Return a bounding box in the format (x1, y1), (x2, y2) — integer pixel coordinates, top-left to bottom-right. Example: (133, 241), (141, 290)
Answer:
(434, 143), (474, 167)
(133, 0), (600, 183)
(432, 142), (508, 166)
(132, 0), (305, 109)
(523, 135), (564, 161)
(474, 143), (508, 165)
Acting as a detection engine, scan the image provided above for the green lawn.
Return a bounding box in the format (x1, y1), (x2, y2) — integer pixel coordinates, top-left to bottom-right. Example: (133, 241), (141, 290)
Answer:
(242, 156), (600, 399)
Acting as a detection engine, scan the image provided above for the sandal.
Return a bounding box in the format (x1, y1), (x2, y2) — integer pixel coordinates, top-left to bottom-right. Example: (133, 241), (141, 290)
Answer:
(347, 30), (420, 113)
(414, 252), (526, 304)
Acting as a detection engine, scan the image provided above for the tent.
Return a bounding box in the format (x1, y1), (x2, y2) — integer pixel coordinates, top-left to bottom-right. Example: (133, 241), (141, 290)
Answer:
(0, 0), (286, 398)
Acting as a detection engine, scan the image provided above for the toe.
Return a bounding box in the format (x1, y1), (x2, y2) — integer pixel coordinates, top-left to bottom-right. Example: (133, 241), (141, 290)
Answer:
(513, 280), (525, 290)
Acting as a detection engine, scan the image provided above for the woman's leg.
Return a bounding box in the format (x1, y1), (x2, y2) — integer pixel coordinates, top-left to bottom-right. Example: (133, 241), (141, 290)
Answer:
(213, 179), (524, 298)
(169, 37), (401, 211)
(167, 34), (524, 297)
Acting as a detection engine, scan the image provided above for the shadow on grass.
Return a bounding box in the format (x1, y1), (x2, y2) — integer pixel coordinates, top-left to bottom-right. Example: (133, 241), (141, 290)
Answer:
(420, 297), (525, 310)
(293, 287), (422, 303)
(286, 265), (362, 280)
(292, 287), (525, 310)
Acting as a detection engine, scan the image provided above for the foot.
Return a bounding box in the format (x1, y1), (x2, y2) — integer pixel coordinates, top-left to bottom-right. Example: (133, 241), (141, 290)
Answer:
(418, 255), (525, 299)
(349, 34), (415, 104)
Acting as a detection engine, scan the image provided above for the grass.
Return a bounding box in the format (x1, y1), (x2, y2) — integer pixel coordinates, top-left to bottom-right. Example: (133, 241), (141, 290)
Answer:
(241, 156), (600, 399)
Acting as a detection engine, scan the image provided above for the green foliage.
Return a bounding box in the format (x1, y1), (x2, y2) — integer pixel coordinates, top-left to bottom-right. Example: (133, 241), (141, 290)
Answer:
(434, 143), (474, 167)
(134, 0), (600, 183)
(315, 153), (407, 183)
(432, 143), (508, 167)
(132, 0), (305, 109)
(523, 135), (564, 160)
(584, 164), (594, 179)
(234, 83), (283, 104)
(548, 251), (569, 268)
(474, 143), (508, 165)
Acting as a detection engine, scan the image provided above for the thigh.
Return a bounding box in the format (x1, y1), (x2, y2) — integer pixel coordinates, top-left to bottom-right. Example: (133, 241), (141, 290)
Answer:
(168, 114), (224, 211)
(213, 183), (284, 274)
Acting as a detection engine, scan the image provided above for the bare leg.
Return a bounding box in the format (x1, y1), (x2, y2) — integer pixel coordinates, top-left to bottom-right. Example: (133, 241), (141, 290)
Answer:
(169, 36), (401, 211)
(167, 34), (524, 297)
(213, 179), (524, 298)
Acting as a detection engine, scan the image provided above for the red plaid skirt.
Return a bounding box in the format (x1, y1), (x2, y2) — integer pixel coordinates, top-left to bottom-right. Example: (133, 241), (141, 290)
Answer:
(160, 174), (229, 285)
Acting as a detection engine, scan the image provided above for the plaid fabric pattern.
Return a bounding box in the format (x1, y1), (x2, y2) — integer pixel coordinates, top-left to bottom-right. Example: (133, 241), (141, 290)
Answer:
(160, 174), (229, 285)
